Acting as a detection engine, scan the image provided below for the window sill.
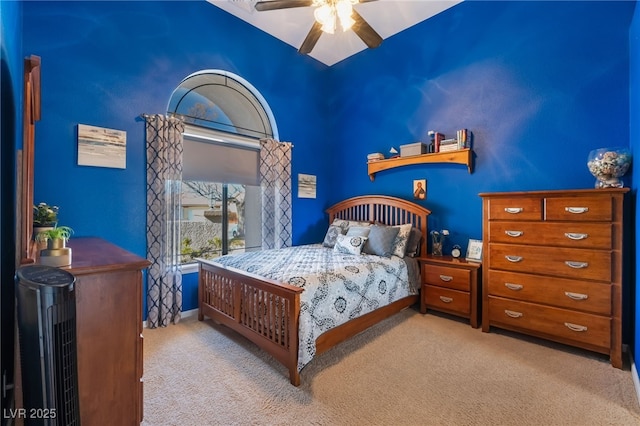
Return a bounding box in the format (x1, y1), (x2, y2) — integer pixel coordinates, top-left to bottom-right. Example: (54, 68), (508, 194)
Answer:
(181, 263), (199, 274)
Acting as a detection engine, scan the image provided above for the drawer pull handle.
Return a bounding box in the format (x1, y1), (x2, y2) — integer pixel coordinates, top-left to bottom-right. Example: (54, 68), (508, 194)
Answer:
(565, 232), (588, 240)
(439, 275), (453, 282)
(505, 255), (523, 262)
(565, 291), (589, 301)
(504, 207), (523, 214)
(505, 230), (524, 237)
(505, 283), (523, 291)
(565, 261), (588, 269)
(504, 309), (523, 318)
(565, 207), (589, 214)
(439, 296), (453, 303)
(564, 322), (588, 332)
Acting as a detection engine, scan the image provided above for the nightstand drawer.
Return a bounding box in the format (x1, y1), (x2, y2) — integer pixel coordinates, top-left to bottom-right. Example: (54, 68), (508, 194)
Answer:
(487, 270), (611, 315)
(424, 285), (470, 315)
(488, 222), (612, 250)
(488, 243), (611, 282)
(487, 296), (611, 350)
(545, 197), (612, 222)
(423, 264), (470, 292)
(488, 197), (543, 221)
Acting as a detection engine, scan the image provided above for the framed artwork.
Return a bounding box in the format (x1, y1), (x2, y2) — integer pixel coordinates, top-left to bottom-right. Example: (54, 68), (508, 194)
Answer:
(77, 124), (127, 169)
(466, 239), (483, 262)
(413, 179), (426, 200)
(298, 174), (317, 198)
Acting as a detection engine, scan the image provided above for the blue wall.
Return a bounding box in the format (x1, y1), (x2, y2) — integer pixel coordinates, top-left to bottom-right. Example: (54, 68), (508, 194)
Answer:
(14, 0), (639, 365)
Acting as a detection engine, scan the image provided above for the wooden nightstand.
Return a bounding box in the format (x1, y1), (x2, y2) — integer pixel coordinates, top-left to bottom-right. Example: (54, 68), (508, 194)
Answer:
(418, 255), (482, 328)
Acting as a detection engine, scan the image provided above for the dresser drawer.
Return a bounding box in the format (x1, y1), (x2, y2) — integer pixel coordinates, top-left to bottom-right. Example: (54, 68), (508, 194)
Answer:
(424, 285), (470, 315)
(423, 264), (471, 292)
(487, 296), (611, 350)
(487, 270), (611, 315)
(488, 243), (611, 281)
(488, 222), (612, 250)
(487, 197), (543, 221)
(545, 197), (612, 222)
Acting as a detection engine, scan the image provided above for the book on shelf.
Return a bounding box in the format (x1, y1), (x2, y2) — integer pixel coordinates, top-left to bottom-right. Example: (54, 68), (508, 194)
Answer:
(456, 129), (469, 149)
(433, 132), (445, 152)
(438, 143), (460, 153)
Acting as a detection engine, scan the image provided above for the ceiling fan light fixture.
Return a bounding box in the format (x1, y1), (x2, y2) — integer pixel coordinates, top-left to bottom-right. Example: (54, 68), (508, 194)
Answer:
(314, 4), (336, 33)
(335, 0), (353, 18)
(321, 18), (336, 34)
(339, 14), (355, 31)
(313, 0), (357, 34)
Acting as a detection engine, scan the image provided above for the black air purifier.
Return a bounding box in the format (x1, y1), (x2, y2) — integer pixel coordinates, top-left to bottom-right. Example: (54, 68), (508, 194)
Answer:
(16, 265), (80, 426)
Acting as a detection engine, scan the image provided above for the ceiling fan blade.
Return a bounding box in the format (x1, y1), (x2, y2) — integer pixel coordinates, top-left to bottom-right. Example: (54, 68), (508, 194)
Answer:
(299, 21), (323, 54)
(351, 9), (383, 49)
(255, 0), (314, 11)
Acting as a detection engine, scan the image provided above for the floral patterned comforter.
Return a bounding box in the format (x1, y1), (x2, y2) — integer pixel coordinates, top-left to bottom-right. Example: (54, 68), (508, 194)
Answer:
(212, 244), (420, 371)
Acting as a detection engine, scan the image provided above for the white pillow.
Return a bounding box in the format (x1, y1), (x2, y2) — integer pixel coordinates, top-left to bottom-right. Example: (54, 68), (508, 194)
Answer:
(333, 234), (367, 255)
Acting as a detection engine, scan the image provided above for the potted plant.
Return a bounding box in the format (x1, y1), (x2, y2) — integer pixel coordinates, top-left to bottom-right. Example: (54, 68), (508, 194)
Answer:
(33, 202), (59, 228)
(36, 225), (74, 267)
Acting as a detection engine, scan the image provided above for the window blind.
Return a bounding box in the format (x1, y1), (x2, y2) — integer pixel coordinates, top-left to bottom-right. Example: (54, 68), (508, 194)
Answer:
(182, 125), (259, 186)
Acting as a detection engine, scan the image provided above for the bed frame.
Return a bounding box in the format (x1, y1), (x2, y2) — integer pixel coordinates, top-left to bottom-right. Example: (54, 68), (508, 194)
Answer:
(198, 195), (431, 385)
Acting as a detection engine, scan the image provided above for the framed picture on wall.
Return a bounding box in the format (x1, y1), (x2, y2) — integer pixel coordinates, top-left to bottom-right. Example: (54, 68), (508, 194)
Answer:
(466, 239), (483, 262)
(413, 179), (426, 200)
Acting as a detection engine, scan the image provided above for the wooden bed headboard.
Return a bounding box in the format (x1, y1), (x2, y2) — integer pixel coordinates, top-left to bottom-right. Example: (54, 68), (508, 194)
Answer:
(326, 195), (431, 257)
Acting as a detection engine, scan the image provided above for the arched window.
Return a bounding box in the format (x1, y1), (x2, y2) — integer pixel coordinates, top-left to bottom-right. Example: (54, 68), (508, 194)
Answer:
(168, 70), (277, 267)
(168, 69), (278, 140)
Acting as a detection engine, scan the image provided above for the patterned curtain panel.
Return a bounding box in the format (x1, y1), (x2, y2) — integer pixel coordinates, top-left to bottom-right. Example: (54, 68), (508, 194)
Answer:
(144, 114), (185, 328)
(260, 138), (293, 250)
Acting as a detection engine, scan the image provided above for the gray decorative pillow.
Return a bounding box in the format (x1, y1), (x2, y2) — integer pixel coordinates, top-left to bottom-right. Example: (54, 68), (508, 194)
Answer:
(363, 225), (400, 257)
(322, 225), (346, 248)
(346, 226), (371, 237)
(333, 235), (367, 255)
(405, 228), (422, 257)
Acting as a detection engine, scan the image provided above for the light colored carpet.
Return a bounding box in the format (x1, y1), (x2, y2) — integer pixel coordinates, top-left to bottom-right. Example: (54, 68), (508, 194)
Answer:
(141, 308), (640, 426)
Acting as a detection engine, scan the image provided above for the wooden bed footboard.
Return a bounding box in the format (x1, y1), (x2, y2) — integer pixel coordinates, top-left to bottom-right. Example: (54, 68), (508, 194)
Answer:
(198, 260), (304, 385)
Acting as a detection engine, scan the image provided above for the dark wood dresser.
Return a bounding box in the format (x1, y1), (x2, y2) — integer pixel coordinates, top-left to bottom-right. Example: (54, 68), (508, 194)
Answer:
(480, 188), (628, 368)
(64, 237), (150, 425)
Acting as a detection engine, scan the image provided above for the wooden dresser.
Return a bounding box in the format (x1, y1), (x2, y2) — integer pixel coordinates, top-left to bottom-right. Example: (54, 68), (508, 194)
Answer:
(419, 255), (481, 328)
(479, 189), (628, 368)
(64, 237), (150, 425)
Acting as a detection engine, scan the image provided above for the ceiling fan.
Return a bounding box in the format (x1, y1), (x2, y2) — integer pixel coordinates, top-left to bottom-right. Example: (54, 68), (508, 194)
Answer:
(254, 0), (383, 55)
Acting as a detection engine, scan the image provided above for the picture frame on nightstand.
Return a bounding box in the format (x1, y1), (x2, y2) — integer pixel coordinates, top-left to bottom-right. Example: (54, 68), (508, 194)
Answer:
(466, 239), (483, 262)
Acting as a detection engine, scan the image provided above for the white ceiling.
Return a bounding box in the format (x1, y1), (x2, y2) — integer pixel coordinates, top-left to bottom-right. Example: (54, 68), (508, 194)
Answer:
(208, 0), (462, 66)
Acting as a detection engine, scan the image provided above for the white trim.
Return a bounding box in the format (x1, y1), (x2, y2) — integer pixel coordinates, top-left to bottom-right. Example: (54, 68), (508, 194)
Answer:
(181, 262), (199, 274)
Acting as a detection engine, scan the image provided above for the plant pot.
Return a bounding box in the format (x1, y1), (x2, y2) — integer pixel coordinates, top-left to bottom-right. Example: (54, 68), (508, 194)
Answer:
(47, 238), (66, 250)
(40, 238), (72, 267)
(33, 225), (54, 249)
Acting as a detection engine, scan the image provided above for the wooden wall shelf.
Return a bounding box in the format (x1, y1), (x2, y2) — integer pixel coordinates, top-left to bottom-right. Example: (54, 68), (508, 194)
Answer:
(367, 148), (473, 181)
